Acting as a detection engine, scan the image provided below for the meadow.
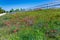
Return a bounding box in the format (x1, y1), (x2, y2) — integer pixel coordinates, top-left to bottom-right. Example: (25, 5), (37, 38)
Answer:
(0, 9), (60, 40)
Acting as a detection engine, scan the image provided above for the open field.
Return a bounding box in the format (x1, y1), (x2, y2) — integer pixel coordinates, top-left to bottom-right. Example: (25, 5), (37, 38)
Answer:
(0, 9), (60, 40)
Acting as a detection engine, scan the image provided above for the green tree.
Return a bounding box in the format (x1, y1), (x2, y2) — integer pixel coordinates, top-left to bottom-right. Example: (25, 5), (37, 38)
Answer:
(20, 8), (25, 11)
(10, 8), (14, 12)
(15, 9), (20, 12)
(0, 7), (5, 13)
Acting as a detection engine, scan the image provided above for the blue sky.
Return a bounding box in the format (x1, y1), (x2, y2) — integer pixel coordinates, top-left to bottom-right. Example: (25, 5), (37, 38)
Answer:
(0, 0), (59, 11)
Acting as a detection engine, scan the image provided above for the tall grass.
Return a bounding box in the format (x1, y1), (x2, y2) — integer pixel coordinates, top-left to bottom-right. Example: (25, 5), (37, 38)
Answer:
(0, 9), (60, 40)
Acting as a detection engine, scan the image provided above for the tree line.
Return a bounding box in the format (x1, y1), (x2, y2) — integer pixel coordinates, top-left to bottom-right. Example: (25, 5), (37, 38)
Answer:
(0, 7), (5, 13)
(0, 7), (26, 13)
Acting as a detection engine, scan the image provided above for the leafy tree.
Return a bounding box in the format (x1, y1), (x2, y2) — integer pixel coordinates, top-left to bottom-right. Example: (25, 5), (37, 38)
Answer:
(10, 8), (14, 12)
(0, 7), (5, 13)
(20, 8), (25, 11)
(15, 9), (20, 12)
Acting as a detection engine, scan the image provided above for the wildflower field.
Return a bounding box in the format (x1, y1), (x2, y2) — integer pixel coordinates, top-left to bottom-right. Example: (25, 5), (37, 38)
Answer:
(0, 9), (60, 40)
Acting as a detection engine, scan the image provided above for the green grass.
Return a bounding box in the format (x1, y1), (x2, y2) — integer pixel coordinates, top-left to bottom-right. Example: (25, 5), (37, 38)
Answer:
(0, 9), (60, 40)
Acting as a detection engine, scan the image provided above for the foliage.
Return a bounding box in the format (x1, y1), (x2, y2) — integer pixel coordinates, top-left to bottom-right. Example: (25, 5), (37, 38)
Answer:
(0, 9), (60, 40)
(0, 7), (5, 13)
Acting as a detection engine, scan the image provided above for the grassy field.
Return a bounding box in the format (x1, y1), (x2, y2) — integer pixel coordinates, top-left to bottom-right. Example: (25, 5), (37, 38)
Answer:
(0, 9), (60, 40)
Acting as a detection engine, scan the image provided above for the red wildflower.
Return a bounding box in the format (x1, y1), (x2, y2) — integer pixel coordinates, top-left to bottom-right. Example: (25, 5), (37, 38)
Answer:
(13, 28), (19, 33)
(13, 30), (17, 33)
(5, 21), (11, 27)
